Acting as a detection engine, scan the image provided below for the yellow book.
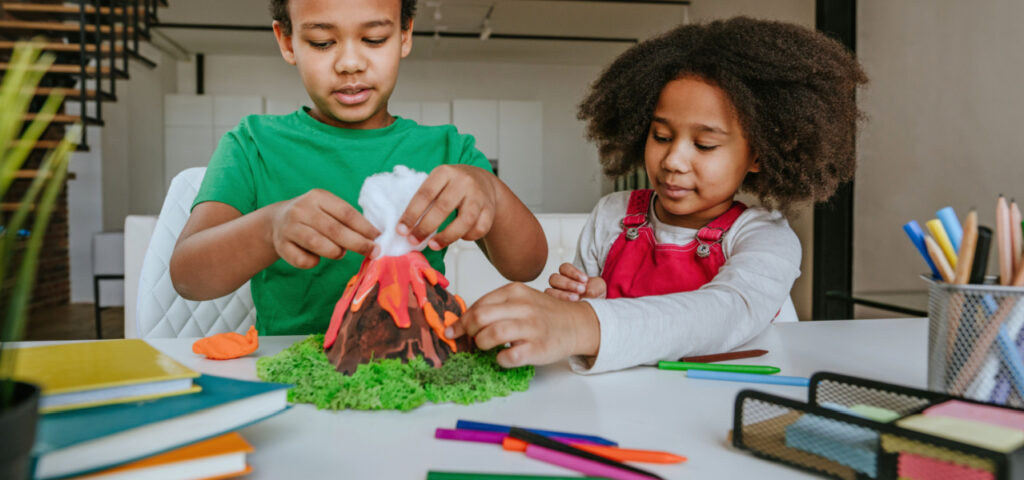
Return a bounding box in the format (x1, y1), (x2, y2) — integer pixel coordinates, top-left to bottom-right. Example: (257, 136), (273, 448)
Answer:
(12, 339), (200, 413)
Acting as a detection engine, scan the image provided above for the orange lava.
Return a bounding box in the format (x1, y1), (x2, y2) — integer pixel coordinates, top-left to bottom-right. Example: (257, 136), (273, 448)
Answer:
(324, 252), (462, 350)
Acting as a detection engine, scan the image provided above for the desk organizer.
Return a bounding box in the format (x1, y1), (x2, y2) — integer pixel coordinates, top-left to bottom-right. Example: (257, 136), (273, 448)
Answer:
(926, 279), (1024, 407)
(732, 371), (1024, 480)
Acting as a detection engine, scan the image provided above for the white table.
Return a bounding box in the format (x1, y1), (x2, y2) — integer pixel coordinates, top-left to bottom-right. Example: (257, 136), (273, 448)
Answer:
(39, 318), (932, 479)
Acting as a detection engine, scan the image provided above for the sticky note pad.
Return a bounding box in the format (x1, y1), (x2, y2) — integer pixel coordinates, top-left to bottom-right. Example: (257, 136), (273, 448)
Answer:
(849, 404), (901, 423)
(898, 452), (994, 480)
(785, 414), (878, 476)
(897, 414), (1024, 453)
(881, 434), (995, 472)
(925, 400), (1024, 432)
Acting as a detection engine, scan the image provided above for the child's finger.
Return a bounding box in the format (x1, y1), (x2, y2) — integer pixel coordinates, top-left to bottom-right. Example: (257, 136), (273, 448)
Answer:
(473, 314), (533, 351)
(585, 276), (608, 299)
(317, 192), (380, 240)
(548, 273), (585, 295)
(279, 240), (320, 269)
(290, 223), (345, 260)
(558, 263), (588, 283)
(409, 187), (459, 243)
(444, 321), (466, 340)
(398, 172), (450, 236)
(496, 341), (536, 368)
(307, 211), (375, 257)
(543, 288), (579, 302)
(429, 200), (481, 249)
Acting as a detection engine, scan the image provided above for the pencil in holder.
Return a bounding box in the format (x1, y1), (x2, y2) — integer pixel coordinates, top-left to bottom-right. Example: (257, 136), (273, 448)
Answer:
(732, 371), (1024, 480)
(926, 278), (1024, 406)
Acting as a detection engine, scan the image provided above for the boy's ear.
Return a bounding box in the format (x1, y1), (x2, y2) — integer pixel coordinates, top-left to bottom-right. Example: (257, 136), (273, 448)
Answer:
(272, 21), (297, 65)
(400, 19), (414, 58)
(747, 155), (761, 173)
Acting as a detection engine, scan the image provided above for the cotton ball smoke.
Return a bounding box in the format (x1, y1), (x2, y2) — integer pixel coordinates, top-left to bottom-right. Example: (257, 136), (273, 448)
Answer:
(358, 166), (431, 257)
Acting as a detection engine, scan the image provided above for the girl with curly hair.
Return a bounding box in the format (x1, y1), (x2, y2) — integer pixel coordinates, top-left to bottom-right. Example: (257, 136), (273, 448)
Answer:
(451, 17), (867, 373)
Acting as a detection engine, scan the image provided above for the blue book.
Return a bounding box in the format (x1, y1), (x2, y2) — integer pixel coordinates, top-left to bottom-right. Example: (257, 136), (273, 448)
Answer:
(31, 375), (290, 480)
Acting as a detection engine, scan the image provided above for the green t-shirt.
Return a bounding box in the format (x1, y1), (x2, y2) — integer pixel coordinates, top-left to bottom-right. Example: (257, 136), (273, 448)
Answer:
(192, 108), (492, 335)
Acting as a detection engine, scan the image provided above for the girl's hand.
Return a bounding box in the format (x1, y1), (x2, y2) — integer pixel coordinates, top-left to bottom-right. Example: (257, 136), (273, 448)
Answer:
(397, 165), (497, 250)
(546, 263), (607, 301)
(448, 283), (601, 368)
(268, 189), (381, 269)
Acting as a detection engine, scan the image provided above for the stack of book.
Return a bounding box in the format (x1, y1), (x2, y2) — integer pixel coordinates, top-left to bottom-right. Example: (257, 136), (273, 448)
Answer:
(12, 339), (289, 479)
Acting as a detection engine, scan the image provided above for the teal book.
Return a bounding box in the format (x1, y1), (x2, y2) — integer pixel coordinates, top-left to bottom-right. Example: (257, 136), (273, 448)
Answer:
(31, 374), (290, 480)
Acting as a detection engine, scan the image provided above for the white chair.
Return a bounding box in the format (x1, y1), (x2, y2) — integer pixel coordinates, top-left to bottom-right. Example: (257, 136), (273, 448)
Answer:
(130, 167), (256, 338)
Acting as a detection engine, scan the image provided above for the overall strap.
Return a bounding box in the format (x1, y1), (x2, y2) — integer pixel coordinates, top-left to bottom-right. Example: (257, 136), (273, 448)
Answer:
(622, 189), (654, 228)
(696, 202), (748, 243)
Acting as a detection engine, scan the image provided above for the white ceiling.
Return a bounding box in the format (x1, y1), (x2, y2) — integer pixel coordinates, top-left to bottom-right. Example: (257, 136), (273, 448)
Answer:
(151, 0), (690, 64)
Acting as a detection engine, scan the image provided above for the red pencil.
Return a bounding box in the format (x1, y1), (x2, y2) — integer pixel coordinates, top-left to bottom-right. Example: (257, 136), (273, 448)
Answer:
(679, 349), (768, 363)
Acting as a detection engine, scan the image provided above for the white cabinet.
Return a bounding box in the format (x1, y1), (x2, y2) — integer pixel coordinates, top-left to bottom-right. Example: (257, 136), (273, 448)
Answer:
(452, 100), (498, 159)
(164, 94), (263, 189)
(498, 101), (543, 209)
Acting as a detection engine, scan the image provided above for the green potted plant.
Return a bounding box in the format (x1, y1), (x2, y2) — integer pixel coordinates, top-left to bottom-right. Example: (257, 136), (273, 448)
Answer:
(0, 40), (81, 480)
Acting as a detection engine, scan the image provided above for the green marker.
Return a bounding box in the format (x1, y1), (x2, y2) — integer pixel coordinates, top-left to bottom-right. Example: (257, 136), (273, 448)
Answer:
(427, 472), (611, 480)
(657, 360), (781, 375)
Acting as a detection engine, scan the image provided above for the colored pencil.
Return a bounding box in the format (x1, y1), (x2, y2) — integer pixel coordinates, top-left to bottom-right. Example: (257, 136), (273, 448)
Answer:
(657, 361), (779, 375)
(904, 221), (942, 278)
(685, 370), (810, 387)
(1012, 200), (1022, 277)
(679, 349), (768, 363)
(998, 195), (1012, 285)
(953, 210), (978, 285)
(456, 420), (617, 446)
(509, 428), (663, 480)
(925, 235), (955, 282)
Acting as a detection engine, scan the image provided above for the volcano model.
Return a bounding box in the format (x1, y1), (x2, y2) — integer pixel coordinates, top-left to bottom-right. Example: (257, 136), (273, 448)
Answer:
(323, 251), (473, 375)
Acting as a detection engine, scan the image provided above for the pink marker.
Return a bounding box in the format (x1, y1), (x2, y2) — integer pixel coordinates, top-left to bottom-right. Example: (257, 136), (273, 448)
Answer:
(524, 444), (660, 480)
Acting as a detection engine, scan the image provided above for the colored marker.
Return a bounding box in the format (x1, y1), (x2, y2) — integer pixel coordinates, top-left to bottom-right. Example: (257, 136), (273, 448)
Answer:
(903, 221), (941, 278)
(435, 428), (600, 446)
(510, 428), (663, 480)
(502, 437), (686, 464)
(685, 369), (810, 387)
(427, 472), (611, 480)
(927, 219), (959, 268)
(456, 420), (617, 446)
(970, 226), (992, 284)
(679, 349), (768, 363)
(525, 444), (659, 480)
(937, 206), (964, 253)
(657, 361), (779, 375)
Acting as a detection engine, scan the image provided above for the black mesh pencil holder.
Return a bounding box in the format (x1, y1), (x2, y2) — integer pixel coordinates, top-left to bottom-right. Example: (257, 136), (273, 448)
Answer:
(732, 371), (1024, 480)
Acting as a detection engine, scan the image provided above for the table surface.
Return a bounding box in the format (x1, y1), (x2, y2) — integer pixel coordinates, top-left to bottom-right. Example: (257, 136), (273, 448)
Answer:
(20, 317), (929, 479)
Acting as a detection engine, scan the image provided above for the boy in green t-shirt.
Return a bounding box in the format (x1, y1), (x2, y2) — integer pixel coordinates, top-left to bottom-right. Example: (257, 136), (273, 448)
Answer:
(169, 0), (547, 335)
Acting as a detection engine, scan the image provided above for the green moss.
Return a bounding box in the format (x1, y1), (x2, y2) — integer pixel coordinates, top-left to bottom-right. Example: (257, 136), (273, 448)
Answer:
(255, 335), (534, 411)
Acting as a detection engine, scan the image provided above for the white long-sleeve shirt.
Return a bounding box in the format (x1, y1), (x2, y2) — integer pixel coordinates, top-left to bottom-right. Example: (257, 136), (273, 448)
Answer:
(569, 191), (802, 374)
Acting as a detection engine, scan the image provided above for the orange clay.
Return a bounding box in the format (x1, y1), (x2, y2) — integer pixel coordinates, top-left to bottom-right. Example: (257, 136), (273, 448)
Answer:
(443, 311), (459, 327)
(324, 252), (452, 350)
(423, 303), (456, 351)
(192, 325), (258, 360)
(454, 294), (467, 313)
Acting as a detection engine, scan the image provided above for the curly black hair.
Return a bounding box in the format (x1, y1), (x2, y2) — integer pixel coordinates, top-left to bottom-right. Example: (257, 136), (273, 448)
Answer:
(270, 0), (417, 35)
(578, 17), (867, 212)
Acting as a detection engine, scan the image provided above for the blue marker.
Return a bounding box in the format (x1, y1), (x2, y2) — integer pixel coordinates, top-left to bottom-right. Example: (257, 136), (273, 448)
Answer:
(455, 420), (618, 446)
(903, 221), (941, 278)
(937, 207), (963, 253)
(685, 369), (810, 387)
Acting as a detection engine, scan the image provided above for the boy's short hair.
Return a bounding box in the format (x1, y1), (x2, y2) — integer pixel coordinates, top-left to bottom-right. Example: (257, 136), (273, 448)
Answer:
(578, 17), (868, 213)
(270, 0), (418, 35)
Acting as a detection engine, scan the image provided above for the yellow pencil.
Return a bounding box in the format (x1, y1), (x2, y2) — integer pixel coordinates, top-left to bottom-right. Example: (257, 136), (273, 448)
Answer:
(927, 219), (958, 269)
(925, 235), (955, 282)
(953, 210), (978, 285)
(998, 195), (1012, 285)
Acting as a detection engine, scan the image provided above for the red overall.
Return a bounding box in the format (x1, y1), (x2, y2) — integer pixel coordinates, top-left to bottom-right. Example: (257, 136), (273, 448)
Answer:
(601, 189), (747, 299)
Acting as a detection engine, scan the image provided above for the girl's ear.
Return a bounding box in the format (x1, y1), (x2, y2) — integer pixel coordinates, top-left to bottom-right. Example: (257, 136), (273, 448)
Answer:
(747, 155), (761, 173)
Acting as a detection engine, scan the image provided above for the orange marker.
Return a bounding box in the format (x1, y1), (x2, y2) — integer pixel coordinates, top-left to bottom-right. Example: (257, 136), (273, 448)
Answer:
(501, 437), (687, 464)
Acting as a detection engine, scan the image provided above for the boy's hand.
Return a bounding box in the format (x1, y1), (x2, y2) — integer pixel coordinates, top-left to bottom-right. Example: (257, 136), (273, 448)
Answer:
(546, 263), (607, 301)
(397, 165), (497, 250)
(269, 189), (380, 269)
(447, 283), (601, 368)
